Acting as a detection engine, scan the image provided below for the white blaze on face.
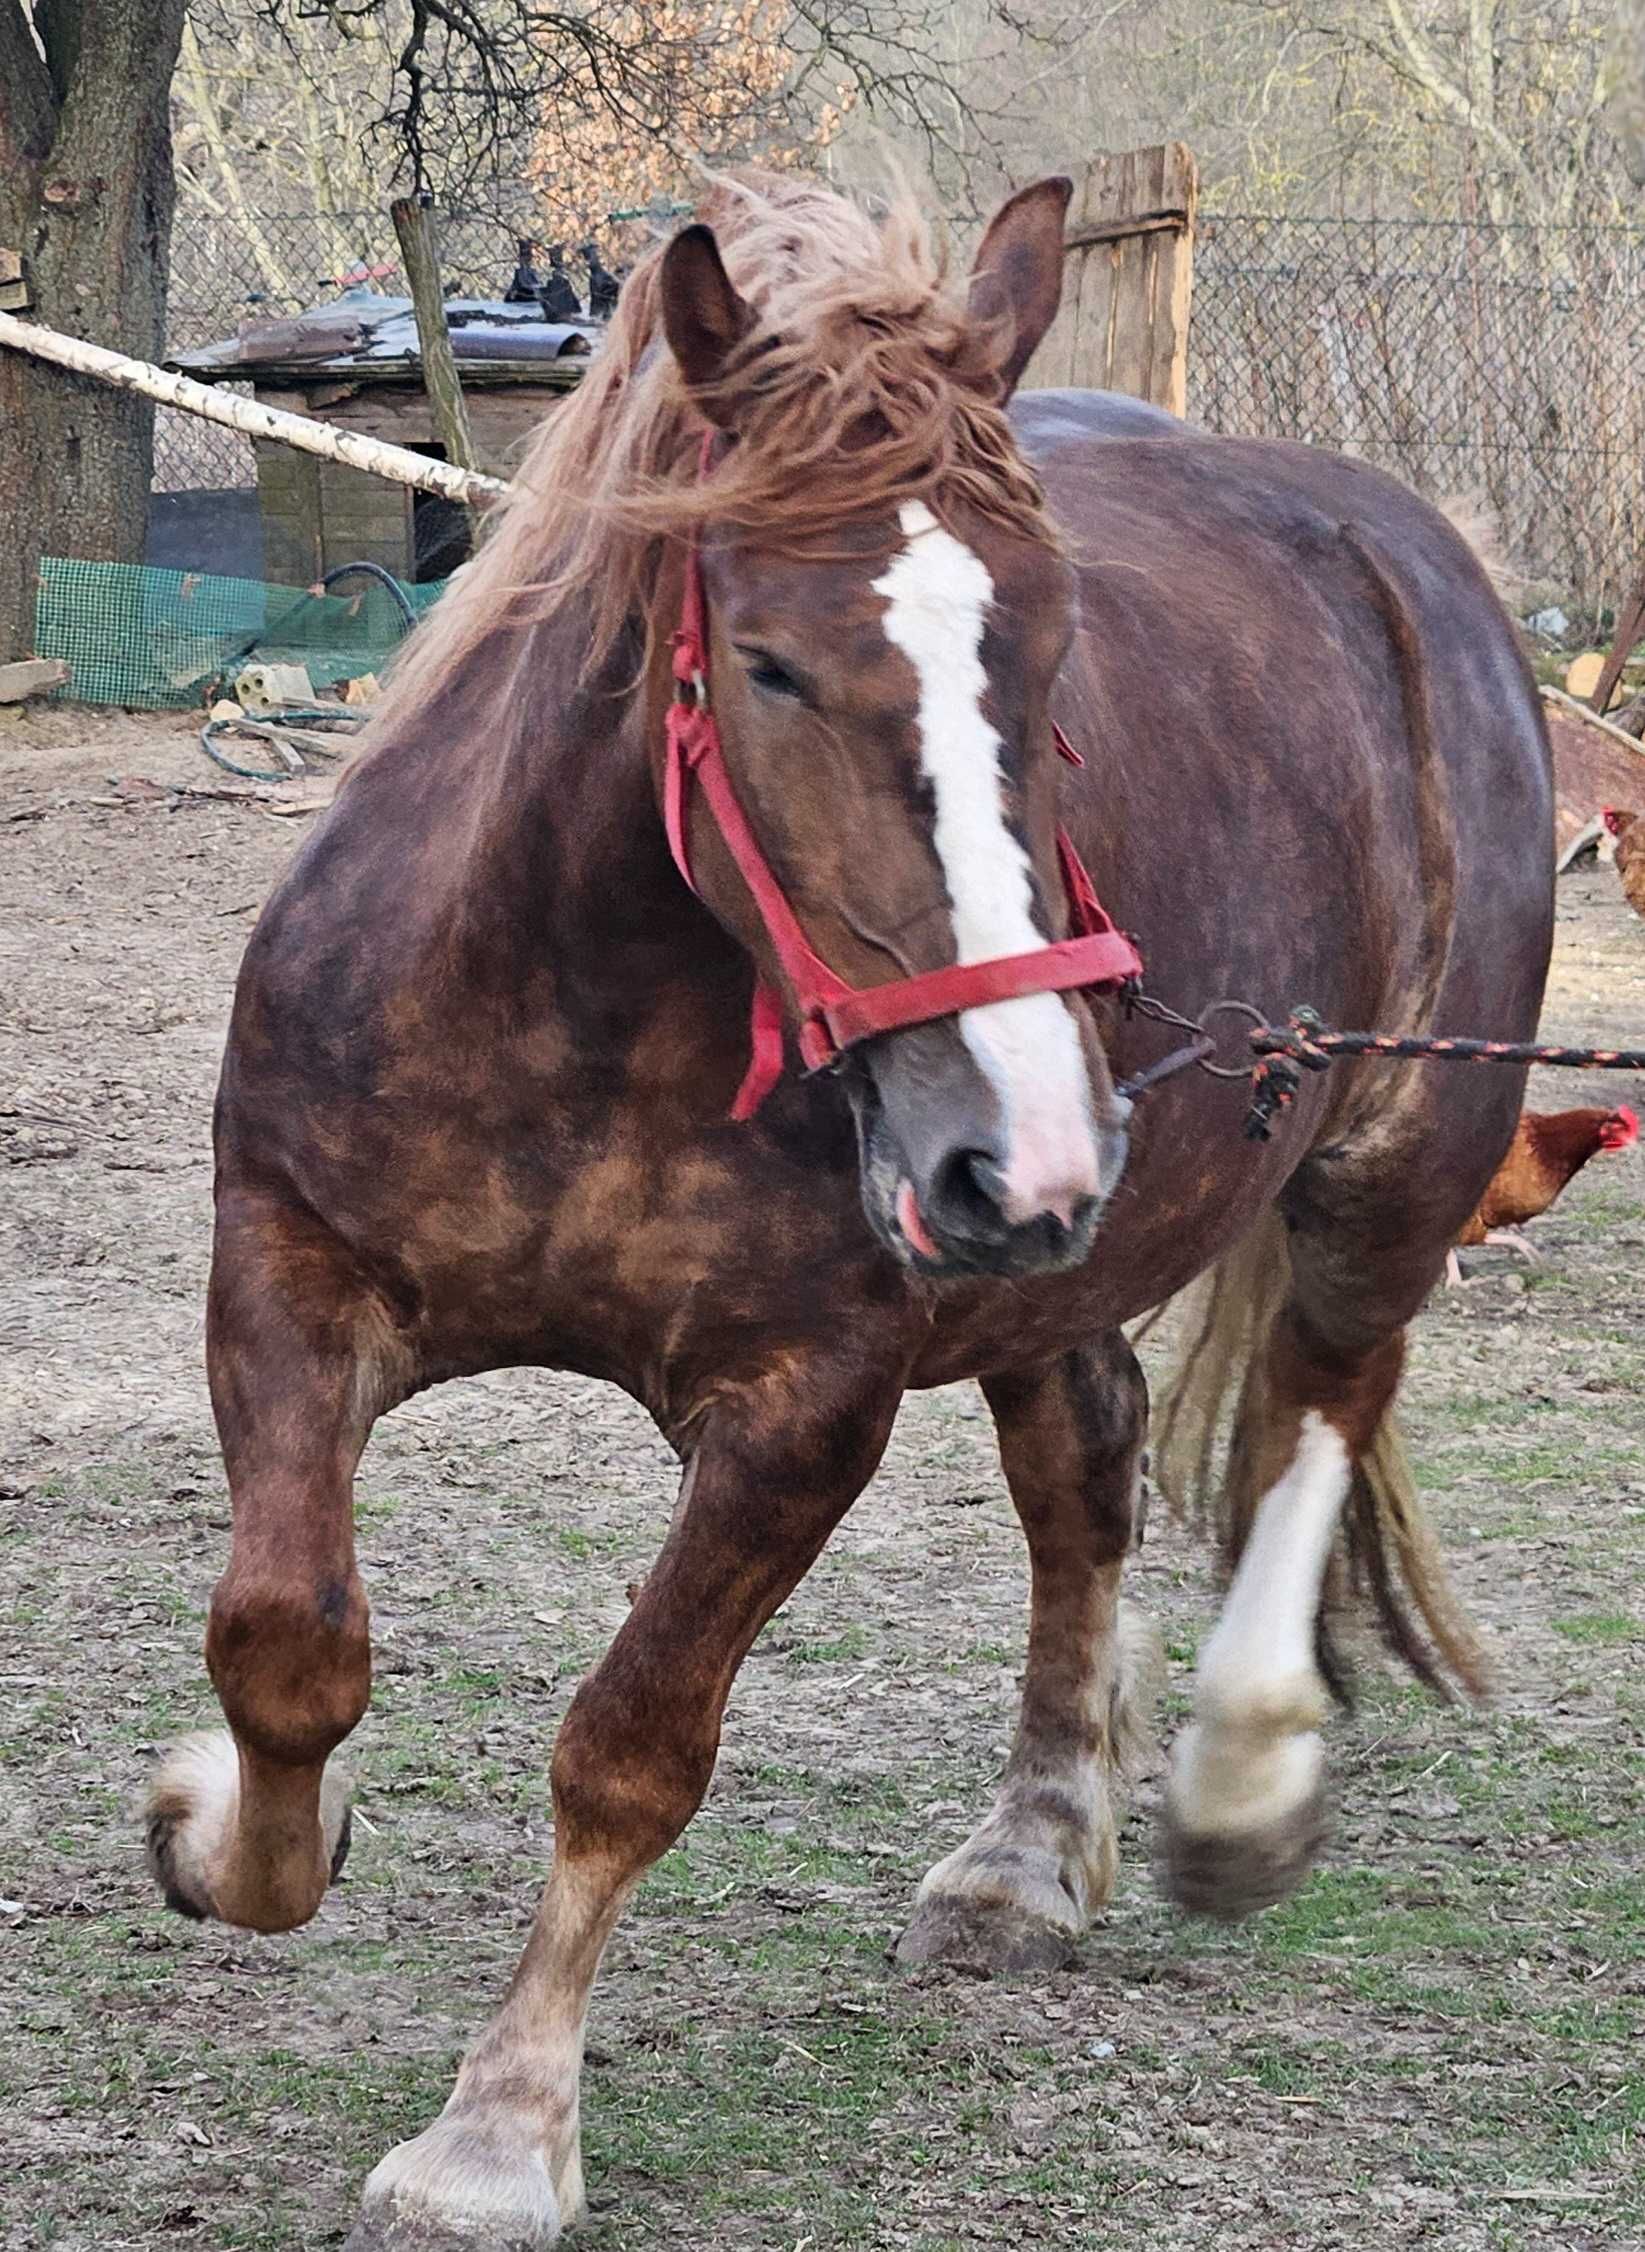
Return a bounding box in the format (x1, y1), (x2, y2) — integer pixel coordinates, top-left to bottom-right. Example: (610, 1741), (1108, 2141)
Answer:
(870, 500), (1100, 1225)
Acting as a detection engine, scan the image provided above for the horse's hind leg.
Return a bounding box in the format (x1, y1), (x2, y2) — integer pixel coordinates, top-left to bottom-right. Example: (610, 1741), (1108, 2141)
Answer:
(347, 1358), (899, 2252)
(897, 1334), (1159, 1974)
(1159, 1195), (1487, 1923)
(145, 1192), (395, 1932)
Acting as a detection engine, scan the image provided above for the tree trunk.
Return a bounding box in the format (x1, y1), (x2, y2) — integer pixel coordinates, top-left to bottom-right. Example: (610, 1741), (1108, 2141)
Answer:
(389, 194), (481, 548)
(0, 0), (188, 662)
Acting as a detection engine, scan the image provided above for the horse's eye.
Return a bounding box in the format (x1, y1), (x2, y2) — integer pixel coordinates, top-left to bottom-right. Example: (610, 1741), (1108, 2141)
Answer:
(742, 652), (805, 701)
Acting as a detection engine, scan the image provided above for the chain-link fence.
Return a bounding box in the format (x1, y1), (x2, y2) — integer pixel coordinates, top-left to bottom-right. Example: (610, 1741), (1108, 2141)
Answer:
(156, 206), (534, 503)
(154, 203), (1644, 616)
(1190, 213), (1644, 618)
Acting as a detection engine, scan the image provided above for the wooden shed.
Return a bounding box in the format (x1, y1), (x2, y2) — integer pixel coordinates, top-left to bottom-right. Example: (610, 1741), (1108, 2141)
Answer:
(172, 291), (595, 584)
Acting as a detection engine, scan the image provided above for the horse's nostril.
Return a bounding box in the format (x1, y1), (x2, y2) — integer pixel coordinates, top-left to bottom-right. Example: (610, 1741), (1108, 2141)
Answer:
(926, 1147), (1012, 1242)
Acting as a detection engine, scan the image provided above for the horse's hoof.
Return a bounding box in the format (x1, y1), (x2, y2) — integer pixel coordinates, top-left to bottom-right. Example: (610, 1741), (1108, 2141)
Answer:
(142, 1728), (351, 1929)
(347, 2119), (563, 2251)
(345, 2216), (550, 2252)
(896, 1890), (1080, 1974)
(1156, 1784), (1329, 1921)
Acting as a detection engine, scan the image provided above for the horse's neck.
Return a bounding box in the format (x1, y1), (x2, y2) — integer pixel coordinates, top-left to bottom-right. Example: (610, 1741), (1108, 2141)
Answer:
(442, 604), (718, 997)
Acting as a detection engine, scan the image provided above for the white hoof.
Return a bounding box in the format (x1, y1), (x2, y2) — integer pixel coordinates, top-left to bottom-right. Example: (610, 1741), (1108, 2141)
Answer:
(1166, 1717), (1324, 1840)
(348, 2117), (563, 2250)
(144, 1728), (351, 1924)
(1159, 1720), (1329, 1919)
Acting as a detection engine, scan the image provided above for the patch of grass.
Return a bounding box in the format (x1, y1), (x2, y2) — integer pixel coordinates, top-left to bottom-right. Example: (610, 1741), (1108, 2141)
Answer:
(789, 1623), (872, 1665)
(354, 1489), (407, 1530)
(1551, 1610), (1640, 1645)
(947, 1639), (1013, 1668)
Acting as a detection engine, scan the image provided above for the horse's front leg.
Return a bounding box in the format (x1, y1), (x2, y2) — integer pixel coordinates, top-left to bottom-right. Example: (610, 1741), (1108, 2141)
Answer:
(346, 1357), (901, 2252)
(897, 1333), (1159, 1974)
(145, 1193), (390, 1932)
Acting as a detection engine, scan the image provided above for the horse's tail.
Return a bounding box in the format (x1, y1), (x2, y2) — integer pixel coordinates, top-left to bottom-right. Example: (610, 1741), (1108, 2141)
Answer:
(1148, 1209), (1488, 1700)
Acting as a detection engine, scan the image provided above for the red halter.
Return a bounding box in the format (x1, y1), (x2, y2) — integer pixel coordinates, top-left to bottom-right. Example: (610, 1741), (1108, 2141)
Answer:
(662, 460), (1143, 1121)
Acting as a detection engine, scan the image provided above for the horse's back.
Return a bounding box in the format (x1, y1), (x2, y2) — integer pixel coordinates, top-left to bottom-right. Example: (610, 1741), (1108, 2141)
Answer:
(1014, 387), (1190, 446)
(1014, 393), (1545, 819)
(1015, 392), (1551, 939)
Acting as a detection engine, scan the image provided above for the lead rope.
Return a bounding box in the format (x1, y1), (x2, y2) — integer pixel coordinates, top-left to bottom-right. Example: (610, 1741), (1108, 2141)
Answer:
(1119, 994), (1645, 1141)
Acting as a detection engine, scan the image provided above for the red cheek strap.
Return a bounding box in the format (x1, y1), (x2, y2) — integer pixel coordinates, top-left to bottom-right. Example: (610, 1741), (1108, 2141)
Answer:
(662, 455), (1143, 1119)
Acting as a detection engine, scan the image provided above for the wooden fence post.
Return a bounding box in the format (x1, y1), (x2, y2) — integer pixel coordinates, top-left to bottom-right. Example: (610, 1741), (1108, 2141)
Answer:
(390, 194), (481, 537)
(1035, 143), (1198, 412)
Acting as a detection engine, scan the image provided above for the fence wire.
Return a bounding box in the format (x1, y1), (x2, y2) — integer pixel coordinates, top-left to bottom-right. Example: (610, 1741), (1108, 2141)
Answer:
(1190, 213), (1644, 616)
(156, 204), (1643, 616)
(157, 206), (535, 500)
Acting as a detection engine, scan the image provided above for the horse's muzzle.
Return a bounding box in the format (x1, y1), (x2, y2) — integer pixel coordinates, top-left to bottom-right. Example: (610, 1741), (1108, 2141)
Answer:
(848, 1041), (1127, 1281)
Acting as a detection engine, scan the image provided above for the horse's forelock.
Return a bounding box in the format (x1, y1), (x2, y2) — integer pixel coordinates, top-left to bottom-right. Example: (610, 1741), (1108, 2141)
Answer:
(367, 172), (1057, 730)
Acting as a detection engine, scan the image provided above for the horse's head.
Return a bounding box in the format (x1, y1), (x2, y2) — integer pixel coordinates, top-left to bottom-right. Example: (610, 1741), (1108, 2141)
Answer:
(653, 180), (1129, 1281)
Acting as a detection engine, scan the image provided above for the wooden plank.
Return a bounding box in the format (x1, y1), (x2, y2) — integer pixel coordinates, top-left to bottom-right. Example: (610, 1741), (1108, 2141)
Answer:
(0, 657), (68, 702)
(1035, 143), (1197, 410)
(317, 457), (412, 578)
(255, 438), (324, 586)
(1541, 687), (1645, 861)
(0, 248), (31, 314)
(303, 383), (566, 475)
(1063, 211), (1190, 252)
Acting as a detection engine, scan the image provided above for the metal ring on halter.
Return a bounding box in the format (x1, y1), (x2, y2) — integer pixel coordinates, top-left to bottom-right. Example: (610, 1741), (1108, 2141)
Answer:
(1195, 999), (1272, 1079)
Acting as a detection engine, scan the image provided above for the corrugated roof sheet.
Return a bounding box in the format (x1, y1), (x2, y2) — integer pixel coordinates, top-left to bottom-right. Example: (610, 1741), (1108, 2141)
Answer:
(170, 289), (598, 383)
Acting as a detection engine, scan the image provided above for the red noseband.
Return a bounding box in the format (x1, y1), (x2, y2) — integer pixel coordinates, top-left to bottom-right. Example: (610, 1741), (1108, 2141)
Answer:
(662, 450), (1144, 1120)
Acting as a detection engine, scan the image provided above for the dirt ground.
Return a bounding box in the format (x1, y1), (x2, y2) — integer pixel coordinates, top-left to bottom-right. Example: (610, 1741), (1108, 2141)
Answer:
(3, 707), (1642, 2252)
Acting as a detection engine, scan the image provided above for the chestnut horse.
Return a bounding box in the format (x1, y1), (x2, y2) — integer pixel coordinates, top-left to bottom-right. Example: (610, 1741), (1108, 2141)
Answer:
(146, 174), (1552, 2247)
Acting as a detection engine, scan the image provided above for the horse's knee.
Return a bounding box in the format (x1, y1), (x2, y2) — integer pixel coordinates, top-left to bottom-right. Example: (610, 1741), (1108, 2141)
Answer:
(550, 1665), (717, 1870)
(206, 1565), (371, 1766)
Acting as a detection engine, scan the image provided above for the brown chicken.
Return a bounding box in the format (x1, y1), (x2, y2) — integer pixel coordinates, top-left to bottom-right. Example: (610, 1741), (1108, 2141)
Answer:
(1603, 808), (1645, 922)
(1446, 1104), (1639, 1284)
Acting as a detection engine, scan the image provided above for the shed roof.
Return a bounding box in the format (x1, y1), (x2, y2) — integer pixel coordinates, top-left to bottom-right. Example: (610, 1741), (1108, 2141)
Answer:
(170, 288), (598, 386)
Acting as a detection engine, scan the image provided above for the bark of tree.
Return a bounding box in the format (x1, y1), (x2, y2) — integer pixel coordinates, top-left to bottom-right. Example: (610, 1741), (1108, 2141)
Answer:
(390, 196), (481, 549)
(0, 0), (188, 662)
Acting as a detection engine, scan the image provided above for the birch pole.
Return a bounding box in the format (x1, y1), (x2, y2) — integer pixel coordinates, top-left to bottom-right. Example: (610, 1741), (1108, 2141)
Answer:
(0, 308), (508, 509)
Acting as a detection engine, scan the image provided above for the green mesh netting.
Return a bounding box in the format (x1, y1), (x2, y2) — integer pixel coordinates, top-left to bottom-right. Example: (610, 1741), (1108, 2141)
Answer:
(35, 559), (447, 711)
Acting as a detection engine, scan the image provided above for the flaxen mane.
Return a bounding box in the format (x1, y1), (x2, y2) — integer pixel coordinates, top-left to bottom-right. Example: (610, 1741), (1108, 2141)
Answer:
(376, 172), (1055, 717)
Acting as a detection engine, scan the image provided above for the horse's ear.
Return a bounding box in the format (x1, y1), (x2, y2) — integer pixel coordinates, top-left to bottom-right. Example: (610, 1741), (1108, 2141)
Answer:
(659, 224), (756, 426)
(967, 177), (1073, 400)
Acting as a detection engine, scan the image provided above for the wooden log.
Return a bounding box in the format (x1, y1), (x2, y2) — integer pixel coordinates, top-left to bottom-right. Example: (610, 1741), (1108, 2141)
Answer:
(390, 195), (480, 545)
(0, 656), (69, 702)
(1540, 685), (1645, 861)
(1542, 683), (1645, 755)
(0, 308), (507, 508)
